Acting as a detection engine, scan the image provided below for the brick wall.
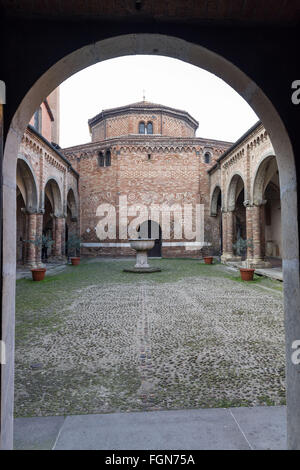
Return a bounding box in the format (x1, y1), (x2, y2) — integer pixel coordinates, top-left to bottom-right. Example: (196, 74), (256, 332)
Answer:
(64, 135), (231, 258)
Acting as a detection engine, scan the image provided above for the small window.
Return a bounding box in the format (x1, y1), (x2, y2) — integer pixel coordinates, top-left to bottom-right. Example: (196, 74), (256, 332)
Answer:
(139, 122), (145, 134)
(105, 150), (111, 167)
(98, 152), (104, 167)
(147, 122), (153, 134)
(204, 152), (211, 164)
(34, 107), (42, 133)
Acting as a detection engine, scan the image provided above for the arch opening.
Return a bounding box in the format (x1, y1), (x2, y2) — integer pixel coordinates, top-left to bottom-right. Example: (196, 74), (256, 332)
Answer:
(2, 33), (299, 450)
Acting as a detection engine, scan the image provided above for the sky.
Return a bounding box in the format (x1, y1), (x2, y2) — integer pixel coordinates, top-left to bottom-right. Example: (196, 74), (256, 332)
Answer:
(59, 55), (258, 149)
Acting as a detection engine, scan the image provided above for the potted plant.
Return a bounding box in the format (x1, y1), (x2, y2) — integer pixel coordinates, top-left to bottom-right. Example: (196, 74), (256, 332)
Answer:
(66, 235), (81, 265)
(202, 241), (214, 264)
(27, 235), (54, 281)
(232, 237), (255, 281)
(203, 255), (214, 264)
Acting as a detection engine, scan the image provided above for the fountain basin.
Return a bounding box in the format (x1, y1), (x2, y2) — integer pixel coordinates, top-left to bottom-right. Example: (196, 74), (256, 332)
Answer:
(123, 238), (161, 273)
(130, 238), (155, 252)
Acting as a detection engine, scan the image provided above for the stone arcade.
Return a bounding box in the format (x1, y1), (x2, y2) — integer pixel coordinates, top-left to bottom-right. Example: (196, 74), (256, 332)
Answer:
(2, 5), (299, 449)
(18, 98), (282, 270)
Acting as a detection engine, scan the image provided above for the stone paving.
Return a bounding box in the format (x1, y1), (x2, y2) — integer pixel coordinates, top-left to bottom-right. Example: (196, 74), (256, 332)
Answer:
(15, 269), (285, 417)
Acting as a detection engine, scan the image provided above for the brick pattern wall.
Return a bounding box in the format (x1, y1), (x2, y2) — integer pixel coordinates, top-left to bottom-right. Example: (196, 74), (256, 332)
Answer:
(91, 109), (196, 142)
(63, 135), (231, 258)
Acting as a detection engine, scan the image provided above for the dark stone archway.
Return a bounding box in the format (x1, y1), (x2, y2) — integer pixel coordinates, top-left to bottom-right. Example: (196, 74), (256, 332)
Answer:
(1, 10), (300, 449)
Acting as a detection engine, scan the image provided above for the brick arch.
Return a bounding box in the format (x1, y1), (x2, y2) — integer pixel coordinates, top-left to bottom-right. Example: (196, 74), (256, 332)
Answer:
(226, 173), (246, 211)
(67, 187), (79, 220)
(44, 177), (63, 216)
(210, 185), (222, 216)
(16, 156), (39, 212)
(252, 153), (278, 204)
(2, 33), (299, 449)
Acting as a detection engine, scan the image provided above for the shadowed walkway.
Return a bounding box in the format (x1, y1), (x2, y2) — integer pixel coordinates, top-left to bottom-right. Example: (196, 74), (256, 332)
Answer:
(14, 405), (286, 450)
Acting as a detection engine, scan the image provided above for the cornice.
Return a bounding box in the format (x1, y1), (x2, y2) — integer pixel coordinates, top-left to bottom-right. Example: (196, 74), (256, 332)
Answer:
(62, 135), (233, 159)
(88, 102), (199, 131)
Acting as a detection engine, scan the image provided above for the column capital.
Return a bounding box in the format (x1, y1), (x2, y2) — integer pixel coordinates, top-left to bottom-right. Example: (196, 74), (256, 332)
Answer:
(51, 213), (66, 219)
(243, 200), (253, 208)
(21, 207), (39, 215)
(253, 199), (267, 207)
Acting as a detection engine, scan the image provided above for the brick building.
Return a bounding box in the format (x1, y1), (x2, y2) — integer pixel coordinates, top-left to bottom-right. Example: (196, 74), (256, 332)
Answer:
(16, 89), (79, 267)
(17, 97), (281, 267)
(62, 101), (232, 257)
(208, 121), (281, 268)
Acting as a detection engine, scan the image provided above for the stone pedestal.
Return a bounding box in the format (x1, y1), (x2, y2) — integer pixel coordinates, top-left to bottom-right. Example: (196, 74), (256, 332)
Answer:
(123, 239), (161, 273)
(135, 250), (150, 268)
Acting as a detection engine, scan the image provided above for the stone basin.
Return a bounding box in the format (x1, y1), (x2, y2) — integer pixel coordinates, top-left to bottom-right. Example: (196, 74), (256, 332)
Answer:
(129, 238), (155, 251)
(123, 238), (161, 273)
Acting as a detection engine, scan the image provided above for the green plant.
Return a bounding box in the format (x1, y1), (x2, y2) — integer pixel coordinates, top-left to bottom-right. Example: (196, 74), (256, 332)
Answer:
(26, 234), (54, 249)
(232, 237), (253, 257)
(66, 235), (81, 257)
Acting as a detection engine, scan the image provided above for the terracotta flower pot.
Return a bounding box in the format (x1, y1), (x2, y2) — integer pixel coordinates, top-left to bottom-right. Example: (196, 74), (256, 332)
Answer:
(31, 268), (46, 281)
(70, 257), (80, 266)
(204, 256), (213, 265)
(240, 268), (255, 281)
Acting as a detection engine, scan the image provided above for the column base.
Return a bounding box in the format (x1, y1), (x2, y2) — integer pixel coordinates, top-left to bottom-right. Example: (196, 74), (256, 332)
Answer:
(35, 261), (46, 269)
(23, 261), (39, 270)
(47, 256), (68, 264)
(221, 253), (242, 263)
(244, 258), (272, 269)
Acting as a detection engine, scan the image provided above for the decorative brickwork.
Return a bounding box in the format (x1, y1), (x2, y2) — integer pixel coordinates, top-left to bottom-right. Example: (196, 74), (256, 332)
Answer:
(17, 125), (79, 267)
(63, 101), (232, 258)
(209, 122), (281, 267)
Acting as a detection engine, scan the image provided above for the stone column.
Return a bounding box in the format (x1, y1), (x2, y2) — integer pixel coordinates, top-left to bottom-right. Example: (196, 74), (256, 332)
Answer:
(221, 209), (227, 258)
(221, 209), (241, 262)
(248, 200), (271, 268)
(53, 215), (67, 262)
(35, 211), (44, 267)
(24, 211), (38, 268)
(244, 201), (254, 261)
(226, 210), (234, 255)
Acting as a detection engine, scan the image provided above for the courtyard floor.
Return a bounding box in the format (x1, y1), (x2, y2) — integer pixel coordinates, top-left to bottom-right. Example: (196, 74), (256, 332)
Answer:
(15, 258), (285, 419)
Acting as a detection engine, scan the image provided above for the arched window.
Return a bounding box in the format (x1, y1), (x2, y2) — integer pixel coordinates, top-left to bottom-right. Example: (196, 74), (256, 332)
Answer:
(139, 121), (145, 134)
(147, 122), (153, 134)
(204, 152), (211, 164)
(98, 151), (104, 167)
(34, 107), (42, 133)
(105, 149), (111, 167)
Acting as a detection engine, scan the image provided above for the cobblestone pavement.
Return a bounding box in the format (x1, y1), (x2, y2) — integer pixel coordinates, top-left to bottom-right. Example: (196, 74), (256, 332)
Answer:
(15, 275), (285, 417)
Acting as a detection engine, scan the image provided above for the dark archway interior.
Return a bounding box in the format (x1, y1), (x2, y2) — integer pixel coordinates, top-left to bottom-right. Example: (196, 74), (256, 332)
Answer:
(43, 195), (53, 260)
(16, 189), (26, 264)
(139, 220), (162, 257)
(235, 189), (246, 242)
